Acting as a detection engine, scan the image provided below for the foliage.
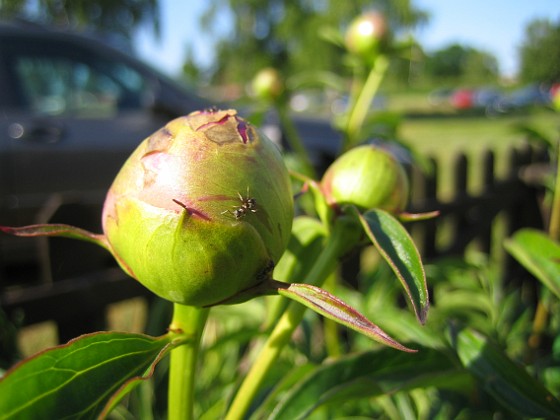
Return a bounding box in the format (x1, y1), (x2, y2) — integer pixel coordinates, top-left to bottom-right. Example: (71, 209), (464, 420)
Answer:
(422, 43), (499, 84)
(196, 0), (429, 85)
(519, 17), (560, 83)
(0, 0), (160, 43)
(2, 5), (560, 420)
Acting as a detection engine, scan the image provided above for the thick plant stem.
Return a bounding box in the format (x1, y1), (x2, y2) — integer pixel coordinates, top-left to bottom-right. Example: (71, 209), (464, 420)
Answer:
(168, 304), (210, 420)
(225, 222), (353, 419)
(344, 55), (389, 150)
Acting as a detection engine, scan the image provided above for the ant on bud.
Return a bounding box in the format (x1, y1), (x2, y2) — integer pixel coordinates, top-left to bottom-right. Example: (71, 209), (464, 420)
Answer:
(222, 188), (257, 219)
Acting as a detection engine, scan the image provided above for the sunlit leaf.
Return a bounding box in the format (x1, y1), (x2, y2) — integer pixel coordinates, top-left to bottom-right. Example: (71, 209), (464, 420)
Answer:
(277, 282), (415, 352)
(398, 210), (440, 222)
(504, 228), (560, 299)
(454, 328), (560, 418)
(290, 171), (333, 227)
(0, 223), (109, 250)
(269, 347), (469, 420)
(353, 207), (429, 324)
(0, 332), (178, 419)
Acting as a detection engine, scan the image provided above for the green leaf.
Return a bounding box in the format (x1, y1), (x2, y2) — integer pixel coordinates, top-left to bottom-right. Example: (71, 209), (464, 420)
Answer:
(277, 282), (415, 352)
(0, 332), (178, 419)
(504, 228), (560, 299)
(290, 172), (333, 227)
(0, 223), (109, 250)
(454, 328), (560, 418)
(354, 207), (429, 324)
(265, 217), (328, 330)
(398, 211), (439, 222)
(269, 347), (469, 420)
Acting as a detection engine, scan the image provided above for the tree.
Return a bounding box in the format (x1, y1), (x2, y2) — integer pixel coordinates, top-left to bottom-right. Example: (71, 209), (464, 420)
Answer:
(519, 18), (560, 83)
(0, 0), (160, 43)
(196, 0), (429, 85)
(423, 43), (498, 84)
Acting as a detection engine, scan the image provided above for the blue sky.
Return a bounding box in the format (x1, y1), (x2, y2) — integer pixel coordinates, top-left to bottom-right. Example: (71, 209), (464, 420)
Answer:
(136, 0), (559, 79)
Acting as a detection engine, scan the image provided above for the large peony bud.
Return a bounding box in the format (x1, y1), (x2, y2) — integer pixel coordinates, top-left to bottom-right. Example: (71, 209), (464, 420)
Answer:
(102, 109), (293, 306)
(321, 144), (409, 214)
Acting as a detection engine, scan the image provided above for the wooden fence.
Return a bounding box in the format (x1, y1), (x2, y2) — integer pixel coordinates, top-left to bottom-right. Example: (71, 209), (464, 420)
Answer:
(408, 144), (548, 280)
(0, 143), (550, 345)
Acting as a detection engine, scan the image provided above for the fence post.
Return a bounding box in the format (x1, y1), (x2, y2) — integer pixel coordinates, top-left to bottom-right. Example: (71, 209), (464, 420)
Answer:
(480, 149), (496, 254)
(420, 157), (439, 259)
(449, 153), (469, 254)
(503, 145), (545, 294)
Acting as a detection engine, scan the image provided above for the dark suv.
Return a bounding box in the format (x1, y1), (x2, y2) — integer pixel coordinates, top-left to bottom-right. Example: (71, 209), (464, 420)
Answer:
(0, 20), (340, 281)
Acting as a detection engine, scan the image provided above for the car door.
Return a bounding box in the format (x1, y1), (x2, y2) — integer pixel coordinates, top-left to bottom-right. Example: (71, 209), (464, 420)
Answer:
(0, 34), (172, 227)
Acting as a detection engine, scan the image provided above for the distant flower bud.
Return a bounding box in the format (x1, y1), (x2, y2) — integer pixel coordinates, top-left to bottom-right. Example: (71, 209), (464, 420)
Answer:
(552, 84), (560, 112)
(251, 68), (284, 101)
(344, 12), (388, 58)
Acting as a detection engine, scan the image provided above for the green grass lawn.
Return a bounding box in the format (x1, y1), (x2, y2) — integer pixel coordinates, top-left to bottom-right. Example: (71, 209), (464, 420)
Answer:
(397, 104), (558, 199)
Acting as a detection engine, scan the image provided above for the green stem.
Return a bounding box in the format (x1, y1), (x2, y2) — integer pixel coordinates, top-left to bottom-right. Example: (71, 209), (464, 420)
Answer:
(548, 144), (560, 241)
(528, 144), (560, 358)
(225, 221), (352, 419)
(168, 304), (210, 420)
(277, 103), (316, 178)
(344, 55), (390, 150)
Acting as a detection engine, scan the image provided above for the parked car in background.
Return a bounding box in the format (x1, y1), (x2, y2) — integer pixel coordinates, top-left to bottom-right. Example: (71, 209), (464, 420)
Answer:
(0, 20), (341, 280)
(494, 83), (552, 113)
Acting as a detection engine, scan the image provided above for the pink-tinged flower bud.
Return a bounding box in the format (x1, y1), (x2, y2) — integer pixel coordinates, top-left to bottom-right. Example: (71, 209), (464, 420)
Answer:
(251, 68), (284, 101)
(344, 12), (388, 58)
(102, 109), (293, 306)
(552, 84), (560, 112)
(321, 145), (409, 214)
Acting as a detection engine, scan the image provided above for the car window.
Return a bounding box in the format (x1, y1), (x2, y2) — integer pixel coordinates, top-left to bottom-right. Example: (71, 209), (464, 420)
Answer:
(13, 53), (147, 118)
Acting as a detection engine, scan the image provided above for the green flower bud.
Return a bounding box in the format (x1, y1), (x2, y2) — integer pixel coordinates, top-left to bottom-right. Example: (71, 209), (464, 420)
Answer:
(552, 85), (560, 112)
(251, 68), (284, 101)
(344, 11), (388, 58)
(102, 109), (293, 306)
(321, 145), (409, 213)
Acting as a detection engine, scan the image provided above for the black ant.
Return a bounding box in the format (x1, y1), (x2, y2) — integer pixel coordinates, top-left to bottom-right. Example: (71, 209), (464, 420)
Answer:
(222, 189), (257, 219)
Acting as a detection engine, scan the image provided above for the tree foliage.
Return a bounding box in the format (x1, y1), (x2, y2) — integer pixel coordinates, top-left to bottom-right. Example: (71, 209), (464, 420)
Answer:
(423, 43), (499, 84)
(196, 0), (429, 85)
(519, 18), (560, 83)
(0, 0), (160, 42)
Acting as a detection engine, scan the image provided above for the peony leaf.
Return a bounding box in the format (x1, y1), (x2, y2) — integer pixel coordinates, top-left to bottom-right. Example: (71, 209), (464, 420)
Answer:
(398, 210), (440, 222)
(454, 328), (560, 418)
(504, 228), (560, 299)
(269, 347), (469, 420)
(277, 282), (415, 352)
(0, 332), (179, 419)
(0, 223), (109, 250)
(352, 207), (429, 324)
(290, 171), (333, 227)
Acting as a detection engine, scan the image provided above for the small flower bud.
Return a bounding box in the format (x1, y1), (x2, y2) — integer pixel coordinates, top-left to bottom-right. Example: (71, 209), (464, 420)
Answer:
(344, 11), (388, 58)
(552, 84), (560, 112)
(102, 109), (293, 306)
(321, 145), (409, 214)
(251, 68), (284, 102)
